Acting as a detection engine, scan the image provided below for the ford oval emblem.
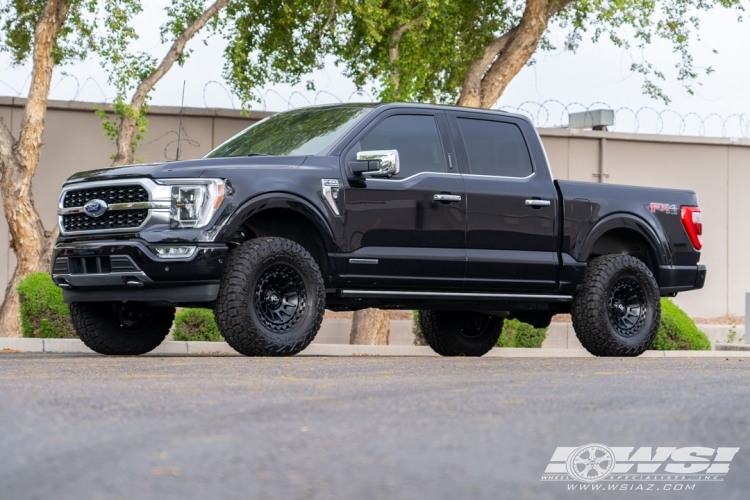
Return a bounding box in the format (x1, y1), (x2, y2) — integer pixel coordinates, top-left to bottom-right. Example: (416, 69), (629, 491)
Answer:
(83, 199), (108, 218)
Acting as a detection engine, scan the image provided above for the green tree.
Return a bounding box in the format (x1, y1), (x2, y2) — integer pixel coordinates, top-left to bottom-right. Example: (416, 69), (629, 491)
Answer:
(219, 0), (337, 109)
(98, 0), (230, 165)
(99, 0), (336, 163)
(332, 0), (745, 108)
(0, 0), (140, 337)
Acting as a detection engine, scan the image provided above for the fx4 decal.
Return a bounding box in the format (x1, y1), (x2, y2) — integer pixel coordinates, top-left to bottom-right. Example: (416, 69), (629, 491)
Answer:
(649, 203), (678, 215)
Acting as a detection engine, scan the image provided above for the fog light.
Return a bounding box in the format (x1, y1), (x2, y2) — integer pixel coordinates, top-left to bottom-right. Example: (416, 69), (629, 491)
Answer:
(152, 246), (197, 259)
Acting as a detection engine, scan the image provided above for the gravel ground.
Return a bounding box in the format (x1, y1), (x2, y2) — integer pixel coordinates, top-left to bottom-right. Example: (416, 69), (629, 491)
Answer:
(1, 355), (748, 500)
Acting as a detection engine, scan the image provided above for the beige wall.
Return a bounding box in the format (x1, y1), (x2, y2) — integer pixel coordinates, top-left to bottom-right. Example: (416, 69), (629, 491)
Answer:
(540, 129), (750, 318)
(1, 97), (748, 318)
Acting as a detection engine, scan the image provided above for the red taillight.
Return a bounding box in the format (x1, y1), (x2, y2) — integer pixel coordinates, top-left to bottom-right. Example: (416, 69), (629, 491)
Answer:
(680, 206), (702, 250)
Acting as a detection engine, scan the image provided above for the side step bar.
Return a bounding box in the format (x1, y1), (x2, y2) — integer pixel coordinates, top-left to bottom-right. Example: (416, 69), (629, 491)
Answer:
(339, 290), (573, 302)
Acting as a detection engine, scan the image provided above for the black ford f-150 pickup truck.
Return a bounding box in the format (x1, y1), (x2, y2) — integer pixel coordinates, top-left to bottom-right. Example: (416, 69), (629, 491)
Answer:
(52, 103), (705, 357)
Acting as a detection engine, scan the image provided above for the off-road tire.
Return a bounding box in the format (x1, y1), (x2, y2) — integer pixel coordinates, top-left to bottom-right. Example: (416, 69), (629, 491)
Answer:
(215, 237), (325, 356)
(571, 254), (661, 357)
(418, 310), (503, 356)
(69, 302), (175, 355)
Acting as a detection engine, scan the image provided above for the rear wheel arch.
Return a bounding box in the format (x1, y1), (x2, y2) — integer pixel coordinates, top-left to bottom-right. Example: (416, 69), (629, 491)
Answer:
(579, 215), (667, 283)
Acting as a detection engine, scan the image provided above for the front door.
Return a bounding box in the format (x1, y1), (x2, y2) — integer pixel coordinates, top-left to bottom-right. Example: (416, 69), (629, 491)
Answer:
(448, 113), (559, 291)
(341, 112), (466, 289)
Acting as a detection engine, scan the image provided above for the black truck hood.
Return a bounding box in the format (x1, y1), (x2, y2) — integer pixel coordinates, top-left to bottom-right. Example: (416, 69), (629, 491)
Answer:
(64, 156), (308, 184)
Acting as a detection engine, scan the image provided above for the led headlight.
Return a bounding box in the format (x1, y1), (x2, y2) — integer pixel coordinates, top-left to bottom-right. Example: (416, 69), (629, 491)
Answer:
(152, 246), (197, 259)
(165, 179), (225, 229)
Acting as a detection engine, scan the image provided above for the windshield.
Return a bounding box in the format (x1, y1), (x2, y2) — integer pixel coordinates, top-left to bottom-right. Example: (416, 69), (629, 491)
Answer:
(204, 106), (373, 158)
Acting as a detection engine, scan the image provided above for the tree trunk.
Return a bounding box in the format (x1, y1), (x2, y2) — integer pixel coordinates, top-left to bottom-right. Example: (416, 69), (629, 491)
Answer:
(350, 308), (390, 345)
(0, 0), (70, 337)
(456, 0), (573, 109)
(111, 0), (229, 166)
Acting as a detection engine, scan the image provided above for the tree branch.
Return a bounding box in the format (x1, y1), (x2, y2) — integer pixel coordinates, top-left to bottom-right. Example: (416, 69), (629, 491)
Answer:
(457, 0), (575, 108)
(456, 27), (517, 107)
(388, 14), (426, 92)
(112, 0), (229, 165)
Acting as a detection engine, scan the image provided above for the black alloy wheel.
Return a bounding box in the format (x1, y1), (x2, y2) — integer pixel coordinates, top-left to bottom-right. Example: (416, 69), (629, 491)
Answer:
(571, 254), (660, 356)
(607, 277), (648, 337)
(254, 264), (307, 333)
(215, 237), (325, 356)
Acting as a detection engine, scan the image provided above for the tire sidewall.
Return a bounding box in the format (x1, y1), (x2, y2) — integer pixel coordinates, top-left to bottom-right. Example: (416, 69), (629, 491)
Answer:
(419, 310), (503, 357)
(572, 254), (661, 356)
(70, 302), (174, 355)
(215, 237), (325, 356)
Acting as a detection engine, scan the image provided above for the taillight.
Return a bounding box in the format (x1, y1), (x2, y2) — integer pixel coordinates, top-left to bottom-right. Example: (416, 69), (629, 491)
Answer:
(680, 206), (702, 250)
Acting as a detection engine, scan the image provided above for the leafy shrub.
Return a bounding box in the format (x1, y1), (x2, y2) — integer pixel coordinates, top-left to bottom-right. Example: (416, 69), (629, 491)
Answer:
(172, 308), (222, 342)
(651, 298), (710, 350)
(497, 318), (547, 348)
(17, 272), (76, 338)
(412, 310), (427, 346)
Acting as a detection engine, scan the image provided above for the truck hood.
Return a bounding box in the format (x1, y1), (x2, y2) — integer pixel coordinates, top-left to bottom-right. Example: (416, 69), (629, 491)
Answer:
(64, 156), (308, 184)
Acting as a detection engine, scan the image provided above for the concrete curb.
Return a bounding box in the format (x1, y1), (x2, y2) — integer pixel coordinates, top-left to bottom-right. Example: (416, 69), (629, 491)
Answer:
(2, 338), (750, 357)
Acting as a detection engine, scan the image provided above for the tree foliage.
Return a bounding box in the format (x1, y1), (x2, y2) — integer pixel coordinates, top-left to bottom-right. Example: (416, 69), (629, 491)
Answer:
(0, 0), (99, 65)
(219, 0), (338, 109)
(331, 0), (745, 106)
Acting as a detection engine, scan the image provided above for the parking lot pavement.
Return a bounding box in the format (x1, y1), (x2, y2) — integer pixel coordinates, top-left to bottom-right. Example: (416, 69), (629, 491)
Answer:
(1, 355), (749, 500)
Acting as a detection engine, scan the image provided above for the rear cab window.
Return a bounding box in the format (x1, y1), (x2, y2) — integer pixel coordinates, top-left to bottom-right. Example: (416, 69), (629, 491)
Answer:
(456, 118), (533, 178)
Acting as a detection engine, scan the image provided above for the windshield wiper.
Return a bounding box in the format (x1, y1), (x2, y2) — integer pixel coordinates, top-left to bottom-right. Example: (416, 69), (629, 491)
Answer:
(246, 152), (275, 157)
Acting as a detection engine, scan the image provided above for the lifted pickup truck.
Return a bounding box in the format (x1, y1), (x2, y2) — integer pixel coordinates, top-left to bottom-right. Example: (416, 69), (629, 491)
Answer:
(52, 103), (705, 357)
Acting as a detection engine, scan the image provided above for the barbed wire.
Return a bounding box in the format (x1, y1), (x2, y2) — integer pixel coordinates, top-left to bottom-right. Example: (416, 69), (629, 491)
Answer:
(3, 73), (750, 139)
(494, 100), (750, 139)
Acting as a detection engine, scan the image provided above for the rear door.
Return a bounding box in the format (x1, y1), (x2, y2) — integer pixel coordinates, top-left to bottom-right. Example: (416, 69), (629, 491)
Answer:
(340, 111), (466, 289)
(447, 112), (559, 291)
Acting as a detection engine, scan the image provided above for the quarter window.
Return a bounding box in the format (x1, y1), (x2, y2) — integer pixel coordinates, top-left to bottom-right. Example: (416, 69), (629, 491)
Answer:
(357, 115), (446, 179)
(457, 118), (533, 178)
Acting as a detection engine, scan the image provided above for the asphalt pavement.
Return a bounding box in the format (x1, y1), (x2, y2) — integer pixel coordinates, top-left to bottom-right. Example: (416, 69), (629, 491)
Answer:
(1, 354), (749, 500)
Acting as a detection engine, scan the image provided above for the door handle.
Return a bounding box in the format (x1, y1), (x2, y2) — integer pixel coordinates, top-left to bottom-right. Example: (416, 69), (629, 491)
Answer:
(434, 194), (462, 202)
(525, 199), (551, 207)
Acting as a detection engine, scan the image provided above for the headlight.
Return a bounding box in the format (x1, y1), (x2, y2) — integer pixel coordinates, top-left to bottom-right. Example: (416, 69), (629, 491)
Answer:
(165, 179), (225, 229)
(152, 246), (197, 259)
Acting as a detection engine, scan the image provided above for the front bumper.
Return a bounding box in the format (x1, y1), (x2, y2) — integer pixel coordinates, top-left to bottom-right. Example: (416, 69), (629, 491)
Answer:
(52, 240), (228, 305)
(659, 265), (706, 295)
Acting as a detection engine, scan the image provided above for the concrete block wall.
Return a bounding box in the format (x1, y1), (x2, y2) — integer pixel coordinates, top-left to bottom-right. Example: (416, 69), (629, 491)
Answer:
(2, 97), (750, 320)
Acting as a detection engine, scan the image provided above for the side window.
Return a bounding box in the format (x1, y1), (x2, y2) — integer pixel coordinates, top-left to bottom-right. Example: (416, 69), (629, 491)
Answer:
(457, 118), (533, 178)
(357, 114), (446, 179)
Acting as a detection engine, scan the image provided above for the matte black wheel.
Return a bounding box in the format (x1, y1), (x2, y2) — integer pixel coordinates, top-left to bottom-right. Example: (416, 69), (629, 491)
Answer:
(215, 237), (325, 356)
(418, 310), (503, 356)
(69, 302), (175, 355)
(571, 254), (661, 356)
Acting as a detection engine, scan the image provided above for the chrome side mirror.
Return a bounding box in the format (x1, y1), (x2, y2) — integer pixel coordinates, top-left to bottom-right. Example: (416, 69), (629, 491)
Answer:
(356, 150), (400, 178)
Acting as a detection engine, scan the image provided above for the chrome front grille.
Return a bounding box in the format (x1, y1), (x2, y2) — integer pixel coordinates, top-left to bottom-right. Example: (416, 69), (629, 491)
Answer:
(58, 179), (172, 235)
(62, 210), (149, 232)
(63, 185), (148, 208)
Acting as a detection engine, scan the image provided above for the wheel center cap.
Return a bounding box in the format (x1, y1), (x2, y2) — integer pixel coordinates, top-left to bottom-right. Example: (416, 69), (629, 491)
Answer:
(266, 292), (280, 305)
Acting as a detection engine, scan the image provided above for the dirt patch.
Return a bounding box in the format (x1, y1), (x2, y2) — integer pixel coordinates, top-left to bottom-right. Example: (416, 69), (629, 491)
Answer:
(692, 315), (745, 325)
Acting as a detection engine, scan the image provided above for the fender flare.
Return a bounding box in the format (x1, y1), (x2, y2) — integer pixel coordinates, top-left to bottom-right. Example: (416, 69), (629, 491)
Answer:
(216, 192), (337, 252)
(577, 213), (670, 267)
